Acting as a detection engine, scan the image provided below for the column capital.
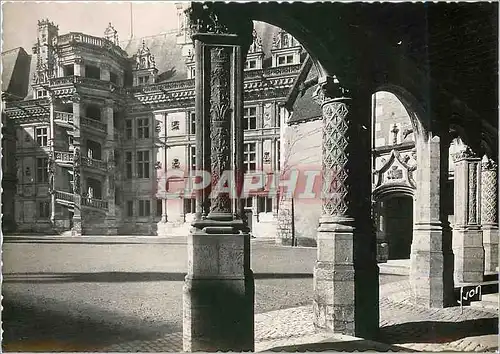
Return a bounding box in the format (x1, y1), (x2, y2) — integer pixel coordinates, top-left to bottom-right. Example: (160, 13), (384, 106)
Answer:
(451, 145), (480, 163)
(74, 57), (84, 65)
(312, 76), (351, 106)
(482, 157), (498, 171)
(71, 93), (81, 103)
(186, 3), (253, 47)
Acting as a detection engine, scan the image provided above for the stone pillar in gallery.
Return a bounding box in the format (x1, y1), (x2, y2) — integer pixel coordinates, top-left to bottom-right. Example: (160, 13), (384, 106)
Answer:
(312, 76), (379, 339)
(451, 146), (484, 283)
(182, 3), (255, 352)
(72, 93), (83, 236)
(481, 156), (498, 273)
(410, 124), (454, 307)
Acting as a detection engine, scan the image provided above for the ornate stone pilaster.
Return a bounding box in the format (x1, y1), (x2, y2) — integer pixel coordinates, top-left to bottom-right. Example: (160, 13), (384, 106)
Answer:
(451, 146), (484, 283)
(74, 57), (85, 77)
(48, 93), (56, 225)
(410, 128), (454, 308)
(100, 63), (111, 81)
(104, 100), (117, 235)
(183, 3), (254, 352)
(72, 94), (82, 236)
(481, 157), (498, 273)
(312, 76), (378, 339)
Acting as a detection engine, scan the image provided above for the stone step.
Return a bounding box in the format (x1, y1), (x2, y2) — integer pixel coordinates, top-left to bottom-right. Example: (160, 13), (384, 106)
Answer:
(378, 260), (409, 276)
(470, 293), (499, 312)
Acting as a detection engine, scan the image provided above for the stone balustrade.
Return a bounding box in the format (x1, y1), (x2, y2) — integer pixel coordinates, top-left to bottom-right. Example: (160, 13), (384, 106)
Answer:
(81, 116), (107, 133)
(54, 151), (73, 163)
(82, 197), (108, 210)
(54, 111), (74, 125)
(55, 190), (74, 203)
(82, 157), (107, 171)
(57, 32), (128, 58)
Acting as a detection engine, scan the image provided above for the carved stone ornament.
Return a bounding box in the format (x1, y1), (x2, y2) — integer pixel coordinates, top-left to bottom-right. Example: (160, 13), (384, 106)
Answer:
(172, 159), (180, 169)
(452, 145), (478, 163)
(73, 147), (81, 194)
(313, 76), (350, 106)
(171, 120), (180, 130)
(263, 151), (271, 164)
(155, 121), (162, 132)
(481, 158), (498, 225)
(155, 161), (162, 170)
(186, 3), (253, 47)
(209, 46), (232, 214)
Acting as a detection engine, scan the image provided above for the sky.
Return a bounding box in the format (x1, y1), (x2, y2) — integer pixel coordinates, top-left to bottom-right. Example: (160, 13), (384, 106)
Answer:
(2, 1), (183, 53)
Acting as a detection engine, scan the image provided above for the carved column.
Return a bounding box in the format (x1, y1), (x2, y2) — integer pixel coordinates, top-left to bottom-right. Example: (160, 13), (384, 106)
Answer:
(49, 93), (56, 226)
(183, 4), (254, 352)
(481, 157), (498, 273)
(104, 100), (117, 234)
(312, 77), (378, 339)
(72, 94), (82, 236)
(451, 147), (484, 283)
(74, 57), (85, 77)
(410, 129), (454, 307)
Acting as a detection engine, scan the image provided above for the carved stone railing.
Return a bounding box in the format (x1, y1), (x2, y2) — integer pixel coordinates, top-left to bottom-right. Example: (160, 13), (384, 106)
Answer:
(50, 76), (124, 94)
(244, 64), (302, 79)
(54, 151), (73, 164)
(82, 157), (107, 171)
(55, 190), (74, 203)
(57, 32), (128, 58)
(127, 78), (195, 94)
(81, 116), (107, 133)
(82, 197), (108, 210)
(54, 111), (74, 124)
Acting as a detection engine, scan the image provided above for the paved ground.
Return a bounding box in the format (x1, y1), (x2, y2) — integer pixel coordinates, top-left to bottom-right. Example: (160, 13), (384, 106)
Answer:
(2, 237), (498, 352)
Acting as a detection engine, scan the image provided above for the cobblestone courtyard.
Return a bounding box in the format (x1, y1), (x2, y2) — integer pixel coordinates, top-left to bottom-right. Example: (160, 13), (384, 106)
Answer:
(2, 237), (498, 352)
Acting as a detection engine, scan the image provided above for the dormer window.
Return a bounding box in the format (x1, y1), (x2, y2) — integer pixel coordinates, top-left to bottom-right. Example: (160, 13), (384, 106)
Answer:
(188, 66), (195, 79)
(37, 90), (48, 98)
(245, 59), (258, 70)
(277, 55), (294, 66)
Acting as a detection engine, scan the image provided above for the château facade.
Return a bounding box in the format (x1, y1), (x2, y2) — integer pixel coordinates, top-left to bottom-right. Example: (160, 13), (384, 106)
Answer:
(2, 13), (305, 236)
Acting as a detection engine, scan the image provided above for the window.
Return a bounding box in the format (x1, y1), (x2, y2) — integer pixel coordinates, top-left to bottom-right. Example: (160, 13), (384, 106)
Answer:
(137, 118), (150, 139)
(127, 200), (134, 217)
(85, 65), (100, 79)
(156, 199), (163, 217)
(277, 54), (294, 66)
(243, 142), (257, 173)
(37, 90), (47, 98)
(125, 152), (133, 179)
(189, 112), (196, 135)
(243, 107), (257, 130)
(110, 72), (118, 84)
(36, 127), (48, 146)
(38, 201), (50, 218)
(36, 158), (48, 183)
(245, 59), (257, 70)
(184, 198), (196, 214)
(190, 145), (196, 171)
(138, 76), (149, 85)
(125, 120), (133, 139)
(258, 196), (273, 213)
(244, 197), (253, 208)
(137, 150), (150, 178)
(68, 135), (74, 147)
(138, 200), (151, 217)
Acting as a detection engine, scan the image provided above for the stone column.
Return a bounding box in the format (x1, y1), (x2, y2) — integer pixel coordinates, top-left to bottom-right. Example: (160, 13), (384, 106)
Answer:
(74, 57), (85, 77)
(481, 157), (498, 273)
(104, 100), (117, 234)
(183, 4), (254, 352)
(312, 77), (378, 339)
(375, 200), (389, 263)
(410, 130), (454, 307)
(72, 94), (83, 236)
(49, 94), (56, 226)
(452, 147), (484, 283)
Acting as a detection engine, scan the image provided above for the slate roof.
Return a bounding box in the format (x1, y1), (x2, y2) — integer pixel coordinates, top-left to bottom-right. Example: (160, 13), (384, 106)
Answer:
(1, 47), (31, 100)
(286, 60), (321, 125)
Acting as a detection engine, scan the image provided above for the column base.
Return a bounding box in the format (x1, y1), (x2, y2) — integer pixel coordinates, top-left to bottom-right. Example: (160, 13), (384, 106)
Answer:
(410, 223), (454, 308)
(183, 274), (254, 352)
(483, 227), (499, 273)
(105, 217), (118, 235)
(71, 217), (82, 237)
(453, 228), (485, 283)
(313, 219), (355, 336)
